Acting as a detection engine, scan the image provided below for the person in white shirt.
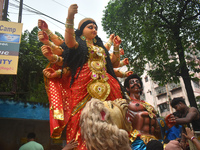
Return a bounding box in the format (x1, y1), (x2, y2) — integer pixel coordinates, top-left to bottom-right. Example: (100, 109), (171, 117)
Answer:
(19, 132), (44, 150)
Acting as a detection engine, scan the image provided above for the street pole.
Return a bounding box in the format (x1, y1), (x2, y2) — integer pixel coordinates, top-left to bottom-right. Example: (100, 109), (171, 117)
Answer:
(0, 0), (4, 20)
(18, 0), (23, 23)
(2, 0), (8, 21)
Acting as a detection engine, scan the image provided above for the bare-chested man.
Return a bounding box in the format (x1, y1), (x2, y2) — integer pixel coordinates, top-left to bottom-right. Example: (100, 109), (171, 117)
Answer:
(169, 97), (200, 131)
(124, 74), (162, 150)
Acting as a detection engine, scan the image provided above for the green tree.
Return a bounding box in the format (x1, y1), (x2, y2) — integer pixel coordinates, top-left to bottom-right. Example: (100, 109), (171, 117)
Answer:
(0, 27), (49, 104)
(102, 0), (200, 107)
(17, 27), (49, 103)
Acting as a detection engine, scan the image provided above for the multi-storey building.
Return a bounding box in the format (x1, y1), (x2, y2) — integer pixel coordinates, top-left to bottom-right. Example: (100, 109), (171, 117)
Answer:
(142, 62), (200, 117)
(118, 57), (200, 117)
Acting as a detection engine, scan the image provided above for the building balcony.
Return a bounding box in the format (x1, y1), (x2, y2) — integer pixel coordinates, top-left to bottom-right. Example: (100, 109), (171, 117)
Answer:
(155, 86), (166, 96)
(168, 82), (181, 91)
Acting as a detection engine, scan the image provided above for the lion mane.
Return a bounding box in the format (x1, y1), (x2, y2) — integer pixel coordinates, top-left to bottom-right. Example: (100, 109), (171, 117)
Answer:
(80, 98), (131, 150)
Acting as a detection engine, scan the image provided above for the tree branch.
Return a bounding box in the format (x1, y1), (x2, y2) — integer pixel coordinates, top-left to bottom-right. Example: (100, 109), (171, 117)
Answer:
(177, 0), (191, 24)
(184, 13), (200, 21)
(154, 0), (171, 27)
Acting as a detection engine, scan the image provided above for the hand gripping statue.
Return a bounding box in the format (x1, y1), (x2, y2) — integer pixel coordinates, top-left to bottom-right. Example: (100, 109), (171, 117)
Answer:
(37, 3), (135, 150)
(124, 74), (163, 150)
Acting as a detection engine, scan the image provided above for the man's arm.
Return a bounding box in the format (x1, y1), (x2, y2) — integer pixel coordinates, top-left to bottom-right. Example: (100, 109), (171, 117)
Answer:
(183, 127), (200, 150)
(176, 107), (198, 124)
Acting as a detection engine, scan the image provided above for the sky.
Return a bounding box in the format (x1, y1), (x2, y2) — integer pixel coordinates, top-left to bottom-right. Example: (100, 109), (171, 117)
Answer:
(8, 0), (110, 43)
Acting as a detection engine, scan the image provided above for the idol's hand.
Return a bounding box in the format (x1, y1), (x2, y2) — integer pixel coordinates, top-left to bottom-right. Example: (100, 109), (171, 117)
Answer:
(122, 58), (129, 65)
(165, 114), (176, 128)
(168, 114), (176, 123)
(43, 68), (58, 78)
(38, 19), (48, 31)
(109, 34), (115, 41)
(126, 109), (138, 124)
(120, 48), (124, 55)
(38, 31), (49, 45)
(41, 45), (53, 59)
(68, 4), (78, 19)
(113, 35), (121, 47)
(126, 71), (133, 77)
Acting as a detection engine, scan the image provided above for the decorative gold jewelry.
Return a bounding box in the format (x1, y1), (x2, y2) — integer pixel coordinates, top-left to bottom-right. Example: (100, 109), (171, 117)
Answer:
(93, 38), (97, 43)
(106, 39), (112, 48)
(80, 35), (86, 40)
(66, 18), (74, 24)
(117, 70), (126, 78)
(46, 29), (53, 38)
(71, 94), (92, 116)
(65, 23), (74, 29)
(113, 51), (120, 54)
(114, 46), (119, 51)
(108, 39), (112, 45)
(129, 129), (157, 145)
(49, 42), (56, 49)
(87, 45), (110, 101)
(113, 46), (119, 55)
(87, 80), (110, 101)
(122, 71), (126, 78)
(139, 101), (154, 119)
(106, 43), (111, 48)
(55, 69), (62, 75)
(51, 54), (59, 64)
(140, 134), (157, 145)
(57, 56), (61, 63)
(130, 129), (140, 143)
(86, 39), (93, 45)
(120, 60), (124, 67)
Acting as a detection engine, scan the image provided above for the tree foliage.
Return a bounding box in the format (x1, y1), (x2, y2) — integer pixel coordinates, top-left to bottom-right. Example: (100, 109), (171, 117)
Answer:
(0, 27), (49, 104)
(102, 0), (200, 107)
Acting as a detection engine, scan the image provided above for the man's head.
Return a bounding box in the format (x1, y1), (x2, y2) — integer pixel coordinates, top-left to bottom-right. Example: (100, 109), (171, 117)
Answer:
(124, 74), (143, 95)
(27, 132), (36, 141)
(146, 140), (163, 150)
(171, 97), (186, 113)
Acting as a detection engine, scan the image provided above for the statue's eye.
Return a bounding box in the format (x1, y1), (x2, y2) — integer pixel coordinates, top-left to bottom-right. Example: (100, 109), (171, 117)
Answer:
(135, 80), (140, 84)
(87, 25), (97, 31)
(88, 26), (93, 29)
(136, 103), (140, 107)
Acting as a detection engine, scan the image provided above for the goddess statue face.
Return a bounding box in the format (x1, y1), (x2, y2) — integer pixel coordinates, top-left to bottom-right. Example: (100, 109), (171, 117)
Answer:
(82, 23), (97, 40)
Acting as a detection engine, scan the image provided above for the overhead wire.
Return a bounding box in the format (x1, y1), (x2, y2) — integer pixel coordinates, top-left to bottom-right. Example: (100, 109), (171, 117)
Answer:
(13, 0), (65, 25)
(9, 1), (65, 30)
(52, 0), (87, 18)
(51, 0), (103, 29)
(9, 0), (108, 43)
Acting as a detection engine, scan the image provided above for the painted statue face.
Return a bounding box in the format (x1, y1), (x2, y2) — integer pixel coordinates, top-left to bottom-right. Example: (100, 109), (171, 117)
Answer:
(82, 23), (97, 40)
(126, 78), (141, 94)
